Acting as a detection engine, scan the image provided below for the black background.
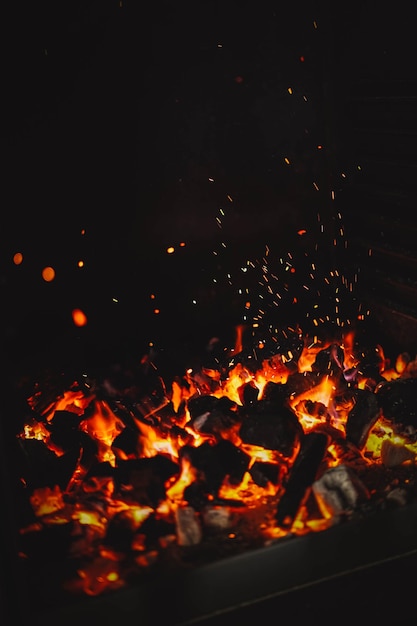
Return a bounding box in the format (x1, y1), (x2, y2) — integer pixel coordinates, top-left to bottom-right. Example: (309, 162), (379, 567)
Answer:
(2, 1), (365, 366)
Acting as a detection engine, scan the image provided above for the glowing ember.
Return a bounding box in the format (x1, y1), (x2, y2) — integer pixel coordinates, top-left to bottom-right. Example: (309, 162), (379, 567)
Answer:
(14, 327), (417, 600)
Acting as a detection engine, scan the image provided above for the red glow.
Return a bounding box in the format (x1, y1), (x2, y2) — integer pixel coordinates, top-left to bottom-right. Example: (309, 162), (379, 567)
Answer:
(42, 266), (55, 282)
(72, 308), (88, 327)
(13, 252), (23, 265)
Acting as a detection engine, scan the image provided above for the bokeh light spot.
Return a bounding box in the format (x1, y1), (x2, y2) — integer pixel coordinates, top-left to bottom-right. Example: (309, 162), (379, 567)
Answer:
(42, 266), (55, 282)
(72, 308), (88, 327)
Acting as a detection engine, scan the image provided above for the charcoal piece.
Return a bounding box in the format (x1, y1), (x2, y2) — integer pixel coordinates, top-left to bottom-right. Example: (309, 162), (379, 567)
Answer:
(18, 521), (75, 561)
(183, 482), (211, 510)
(102, 510), (138, 552)
(353, 344), (386, 382)
(239, 407), (303, 458)
(282, 371), (324, 398)
(238, 381), (260, 407)
(293, 398), (330, 422)
(345, 388), (382, 450)
(189, 395), (240, 438)
(275, 431), (329, 528)
(375, 377), (417, 429)
(181, 439), (250, 494)
(214, 438), (251, 485)
(18, 438), (82, 491)
(114, 456), (180, 506)
(249, 461), (281, 487)
(260, 381), (291, 410)
(311, 343), (344, 377)
(84, 460), (115, 480)
(139, 513), (176, 549)
(380, 439), (416, 467)
(312, 464), (370, 519)
(112, 424), (139, 456)
(48, 410), (83, 451)
(386, 487), (409, 507)
(181, 443), (225, 493)
(175, 506), (203, 546)
(202, 506), (232, 530)
(187, 395), (219, 421)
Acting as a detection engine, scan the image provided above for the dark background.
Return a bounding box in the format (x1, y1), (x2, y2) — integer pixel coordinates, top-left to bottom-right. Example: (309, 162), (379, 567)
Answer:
(2, 1), (417, 367)
(1, 2), (349, 361)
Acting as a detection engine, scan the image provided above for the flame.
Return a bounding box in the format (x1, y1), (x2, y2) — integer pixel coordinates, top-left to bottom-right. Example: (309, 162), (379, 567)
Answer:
(30, 485), (65, 517)
(365, 417), (417, 460)
(18, 324), (417, 597)
(214, 362), (255, 404)
(165, 456), (197, 504)
(218, 471), (276, 501)
(290, 376), (336, 431)
(135, 419), (180, 459)
(297, 340), (330, 372)
(79, 400), (125, 465)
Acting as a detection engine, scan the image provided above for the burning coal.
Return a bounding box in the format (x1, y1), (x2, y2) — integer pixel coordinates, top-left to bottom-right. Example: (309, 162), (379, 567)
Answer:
(14, 326), (417, 600)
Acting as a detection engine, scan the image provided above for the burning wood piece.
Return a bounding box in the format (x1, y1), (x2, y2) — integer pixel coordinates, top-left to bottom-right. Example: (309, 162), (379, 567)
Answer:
(282, 370), (325, 398)
(47, 409), (84, 450)
(386, 487), (409, 507)
(114, 456), (180, 507)
(112, 423), (140, 457)
(175, 506), (203, 546)
(311, 342), (344, 378)
(375, 377), (417, 431)
(293, 398), (330, 423)
(345, 388), (382, 450)
(249, 460), (281, 488)
(139, 514), (176, 549)
(202, 505), (233, 530)
(259, 380), (292, 408)
(380, 439), (416, 468)
(19, 519), (75, 561)
(238, 381), (260, 407)
(351, 344), (387, 389)
(239, 406), (303, 458)
(181, 439), (251, 495)
(314, 423), (369, 470)
(275, 431), (328, 528)
(312, 464), (370, 521)
(188, 394), (240, 439)
(18, 436), (88, 492)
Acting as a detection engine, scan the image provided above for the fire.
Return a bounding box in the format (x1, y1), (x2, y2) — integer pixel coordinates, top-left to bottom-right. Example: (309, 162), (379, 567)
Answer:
(134, 419), (181, 459)
(290, 376), (337, 430)
(15, 326), (417, 601)
(79, 400), (125, 465)
(165, 456), (197, 503)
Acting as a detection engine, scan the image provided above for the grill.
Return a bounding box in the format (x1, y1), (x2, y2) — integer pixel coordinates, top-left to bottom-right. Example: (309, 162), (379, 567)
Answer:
(3, 3), (417, 625)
